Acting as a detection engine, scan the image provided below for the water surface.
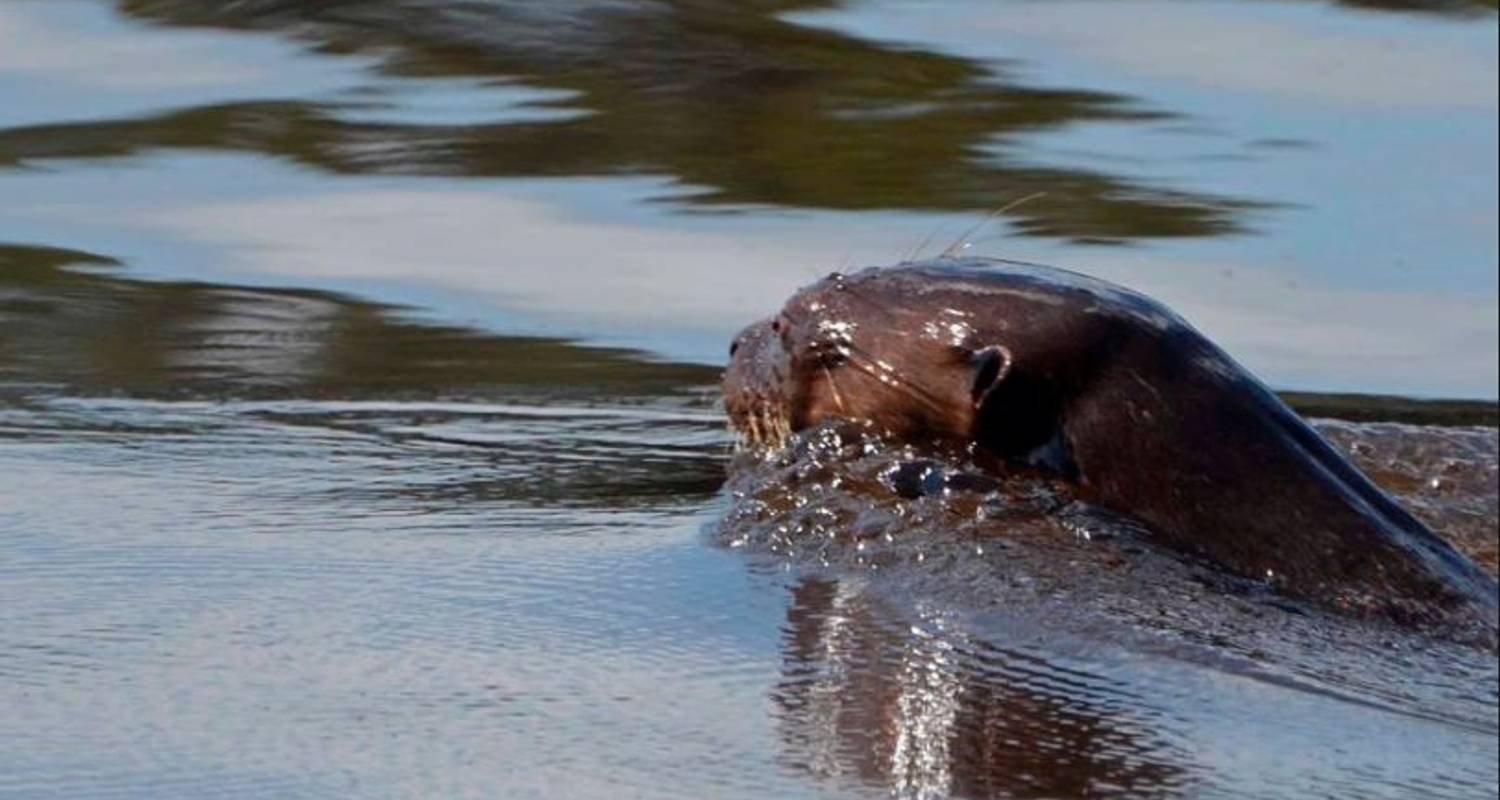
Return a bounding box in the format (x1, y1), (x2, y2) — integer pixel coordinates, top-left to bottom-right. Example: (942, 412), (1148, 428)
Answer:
(1, 1), (1497, 798)
(0, 0), (1495, 393)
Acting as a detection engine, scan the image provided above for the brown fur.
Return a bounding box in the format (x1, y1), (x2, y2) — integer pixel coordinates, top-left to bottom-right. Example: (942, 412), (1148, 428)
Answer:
(725, 258), (1498, 622)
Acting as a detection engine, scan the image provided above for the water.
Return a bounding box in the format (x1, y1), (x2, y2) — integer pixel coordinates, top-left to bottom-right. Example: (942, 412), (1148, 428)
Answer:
(2, 0), (1496, 393)
(1, 1), (1497, 798)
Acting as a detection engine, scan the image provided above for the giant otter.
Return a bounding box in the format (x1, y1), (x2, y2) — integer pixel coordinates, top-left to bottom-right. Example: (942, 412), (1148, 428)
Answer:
(723, 258), (1498, 622)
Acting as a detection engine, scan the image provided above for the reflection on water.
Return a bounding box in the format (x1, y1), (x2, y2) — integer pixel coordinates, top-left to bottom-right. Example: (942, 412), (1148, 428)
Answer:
(1335, 0), (1496, 13)
(770, 573), (1498, 800)
(0, 244), (794, 799)
(776, 580), (1187, 799)
(2, 250), (1498, 796)
(717, 402), (1500, 792)
(0, 243), (716, 401)
(1, 0), (1264, 242)
(728, 418), (1498, 799)
(0, 242), (730, 513)
(1, 0), (1497, 796)
(776, 580), (1188, 799)
(1, 0), (1495, 396)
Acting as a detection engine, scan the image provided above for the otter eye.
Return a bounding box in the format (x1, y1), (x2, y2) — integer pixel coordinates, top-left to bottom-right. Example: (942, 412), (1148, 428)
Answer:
(771, 319), (782, 333)
(729, 340), (740, 357)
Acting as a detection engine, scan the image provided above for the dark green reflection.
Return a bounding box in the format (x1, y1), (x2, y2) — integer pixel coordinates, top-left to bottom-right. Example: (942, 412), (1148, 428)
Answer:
(0, 243), (731, 510)
(0, 0), (1266, 243)
(1316, 0), (1496, 15)
(1280, 392), (1498, 427)
(0, 242), (719, 401)
(5, 243), (1494, 424)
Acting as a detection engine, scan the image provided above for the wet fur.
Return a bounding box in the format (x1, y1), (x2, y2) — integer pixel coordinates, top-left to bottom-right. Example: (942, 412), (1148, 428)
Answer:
(724, 258), (1499, 623)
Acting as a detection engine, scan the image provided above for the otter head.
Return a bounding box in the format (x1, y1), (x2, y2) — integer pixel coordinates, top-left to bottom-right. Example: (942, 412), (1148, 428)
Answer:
(723, 268), (1021, 453)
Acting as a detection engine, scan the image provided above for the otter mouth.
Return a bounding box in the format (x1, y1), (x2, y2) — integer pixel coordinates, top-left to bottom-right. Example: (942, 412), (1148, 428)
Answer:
(724, 317), (795, 451)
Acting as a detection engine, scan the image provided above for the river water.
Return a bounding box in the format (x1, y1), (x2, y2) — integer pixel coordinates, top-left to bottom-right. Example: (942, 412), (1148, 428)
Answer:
(1, 1), (1496, 798)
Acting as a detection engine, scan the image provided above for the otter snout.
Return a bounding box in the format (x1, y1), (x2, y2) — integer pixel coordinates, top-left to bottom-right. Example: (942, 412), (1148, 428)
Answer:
(723, 318), (794, 447)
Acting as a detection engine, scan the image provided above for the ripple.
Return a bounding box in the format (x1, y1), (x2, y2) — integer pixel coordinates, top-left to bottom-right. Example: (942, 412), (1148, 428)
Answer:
(0, 385), (817, 800)
(723, 417), (1499, 797)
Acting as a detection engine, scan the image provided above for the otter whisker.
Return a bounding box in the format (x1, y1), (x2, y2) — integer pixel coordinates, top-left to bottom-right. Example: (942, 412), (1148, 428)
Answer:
(726, 399), (794, 452)
(904, 221), (951, 264)
(839, 340), (954, 420)
(940, 192), (1047, 258)
(823, 364), (847, 414)
(762, 407), (783, 449)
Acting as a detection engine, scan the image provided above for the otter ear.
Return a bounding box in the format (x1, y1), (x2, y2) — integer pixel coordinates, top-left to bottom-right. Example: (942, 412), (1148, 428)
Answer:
(969, 345), (1012, 408)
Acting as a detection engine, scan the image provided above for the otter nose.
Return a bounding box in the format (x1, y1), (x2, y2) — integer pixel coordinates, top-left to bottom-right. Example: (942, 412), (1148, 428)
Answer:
(728, 317), (775, 358)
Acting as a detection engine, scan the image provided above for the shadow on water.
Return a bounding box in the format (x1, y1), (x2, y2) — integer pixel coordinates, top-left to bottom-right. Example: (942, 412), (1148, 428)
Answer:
(0, 0), (1277, 243)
